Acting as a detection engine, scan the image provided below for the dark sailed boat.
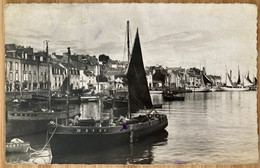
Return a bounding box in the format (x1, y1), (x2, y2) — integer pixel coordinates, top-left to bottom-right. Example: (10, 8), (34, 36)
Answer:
(48, 24), (168, 156)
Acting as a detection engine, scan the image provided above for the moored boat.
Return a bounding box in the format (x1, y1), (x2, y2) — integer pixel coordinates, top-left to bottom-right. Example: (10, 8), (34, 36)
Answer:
(219, 68), (251, 92)
(6, 138), (30, 153)
(163, 95), (185, 101)
(48, 22), (168, 156)
(6, 109), (80, 138)
(32, 94), (81, 103)
(219, 86), (249, 91)
(193, 87), (211, 92)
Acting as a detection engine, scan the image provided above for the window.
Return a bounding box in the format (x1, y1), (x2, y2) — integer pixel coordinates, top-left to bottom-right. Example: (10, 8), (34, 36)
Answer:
(28, 65), (31, 71)
(40, 56), (43, 62)
(55, 77), (57, 82)
(15, 62), (18, 71)
(9, 62), (12, 70)
(10, 72), (13, 81)
(25, 53), (28, 59)
(15, 73), (19, 81)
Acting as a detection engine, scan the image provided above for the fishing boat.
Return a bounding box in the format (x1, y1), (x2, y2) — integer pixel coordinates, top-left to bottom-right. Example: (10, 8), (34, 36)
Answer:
(32, 94), (81, 103)
(219, 68), (250, 91)
(48, 22), (168, 156)
(162, 89), (185, 101)
(163, 94), (185, 101)
(6, 109), (80, 138)
(6, 41), (80, 138)
(193, 87), (211, 92)
(193, 67), (212, 92)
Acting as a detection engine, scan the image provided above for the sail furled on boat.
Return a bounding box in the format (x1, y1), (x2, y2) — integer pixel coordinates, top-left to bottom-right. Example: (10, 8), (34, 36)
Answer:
(127, 29), (153, 112)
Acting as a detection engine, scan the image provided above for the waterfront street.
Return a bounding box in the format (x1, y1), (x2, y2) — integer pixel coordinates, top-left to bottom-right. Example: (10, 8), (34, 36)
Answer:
(6, 91), (258, 164)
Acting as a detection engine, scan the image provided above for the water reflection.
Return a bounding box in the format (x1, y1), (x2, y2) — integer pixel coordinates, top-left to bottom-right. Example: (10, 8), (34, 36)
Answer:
(51, 130), (168, 164)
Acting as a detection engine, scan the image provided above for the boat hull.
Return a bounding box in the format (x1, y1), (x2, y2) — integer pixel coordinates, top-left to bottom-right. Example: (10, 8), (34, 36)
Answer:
(193, 87), (211, 92)
(6, 142), (30, 153)
(219, 87), (250, 91)
(163, 95), (185, 101)
(6, 120), (49, 138)
(32, 95), (81, 103)
(6, 110), (80, 138)
(48, 114), (168, 156)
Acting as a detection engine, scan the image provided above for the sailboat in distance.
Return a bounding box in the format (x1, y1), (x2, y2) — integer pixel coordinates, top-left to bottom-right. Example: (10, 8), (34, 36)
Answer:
(48, 22), (168, 156)
(219, 67), (249, 91)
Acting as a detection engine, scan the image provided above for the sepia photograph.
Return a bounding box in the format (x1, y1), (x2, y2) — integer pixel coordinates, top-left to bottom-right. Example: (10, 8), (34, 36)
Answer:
(4, 3), (258, 164)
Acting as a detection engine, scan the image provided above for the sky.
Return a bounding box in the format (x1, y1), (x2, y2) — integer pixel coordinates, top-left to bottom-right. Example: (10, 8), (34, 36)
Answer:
(4, 4), (258, 81)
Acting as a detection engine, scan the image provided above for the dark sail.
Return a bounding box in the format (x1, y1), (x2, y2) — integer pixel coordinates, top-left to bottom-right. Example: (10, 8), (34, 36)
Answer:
(127, 29), (153, 112)
(237, 68), (241, 84)
(247, 73), (252, 83)
(202, 74), (212, 85)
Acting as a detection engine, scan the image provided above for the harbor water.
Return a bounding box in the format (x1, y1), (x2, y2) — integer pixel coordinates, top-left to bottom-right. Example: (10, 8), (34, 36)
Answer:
(6, 91), (258, 164)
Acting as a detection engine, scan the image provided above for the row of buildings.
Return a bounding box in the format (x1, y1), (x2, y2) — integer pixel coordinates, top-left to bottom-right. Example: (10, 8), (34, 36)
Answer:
(146, 66), (222, 90)
(5, 43), (221, 94)
(5, 44), (124, 93)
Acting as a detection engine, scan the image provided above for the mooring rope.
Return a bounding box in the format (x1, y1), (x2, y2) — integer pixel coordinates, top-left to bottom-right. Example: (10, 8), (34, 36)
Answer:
(29, 124), (58, 161)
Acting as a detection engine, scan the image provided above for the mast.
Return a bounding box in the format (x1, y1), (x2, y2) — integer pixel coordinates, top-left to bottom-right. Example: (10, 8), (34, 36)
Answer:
(127, 21), (130, 62)
(237, 65), (241, 84)
(127, 21), (131, 119)
(225, 65), (227, 85)
(44, 40), (51, 110)
(66, 47), (71, 125)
